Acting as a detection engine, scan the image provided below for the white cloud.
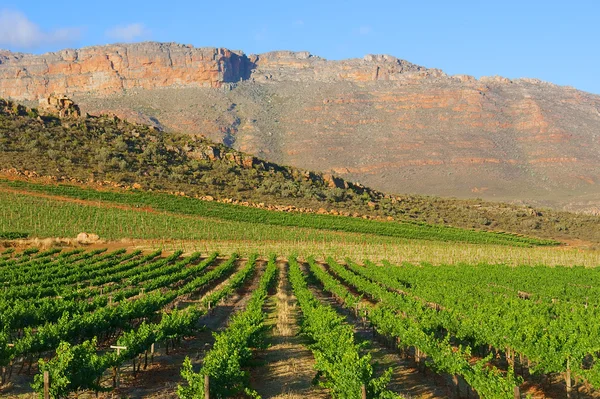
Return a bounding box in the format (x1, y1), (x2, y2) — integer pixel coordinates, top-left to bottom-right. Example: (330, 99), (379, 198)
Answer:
(358, 25), (372, 35)
(0, 9), (80, 48)
(106, 23), (150, 42)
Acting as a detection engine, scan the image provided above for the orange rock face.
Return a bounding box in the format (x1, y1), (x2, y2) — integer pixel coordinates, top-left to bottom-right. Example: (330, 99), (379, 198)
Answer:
(0, 44), (443, 101)
(0, 43), (249, 100)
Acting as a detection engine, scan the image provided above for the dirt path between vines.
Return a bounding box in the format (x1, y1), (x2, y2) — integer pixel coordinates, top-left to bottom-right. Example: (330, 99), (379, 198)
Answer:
(301, 261), (449, 399)
(250, 261), (328, 398)
(109, 259), (266, 399)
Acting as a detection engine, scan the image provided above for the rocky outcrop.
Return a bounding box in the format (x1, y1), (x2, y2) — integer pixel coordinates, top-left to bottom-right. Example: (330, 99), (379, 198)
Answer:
(76, 232), (100, 244)
(248, 51), (439, 83)
(39, 95), (81, 118)
(0, 98), (29, 116)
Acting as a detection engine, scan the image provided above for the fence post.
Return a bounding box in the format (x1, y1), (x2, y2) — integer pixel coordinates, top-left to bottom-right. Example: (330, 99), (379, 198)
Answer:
(110, 345), (127, 388)
(513, 385), (520, 399)
(43, 370), (50, 399)
(204, 374), (210, 399)
(361, 384), (367, 399)
(566, 358), (572, 399)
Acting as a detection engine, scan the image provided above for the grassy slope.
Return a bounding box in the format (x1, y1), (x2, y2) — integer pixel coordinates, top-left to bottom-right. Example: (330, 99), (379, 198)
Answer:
(1, 98), (599, 244)
(1, 184), (599, 268)
(0, 179), (555, 247)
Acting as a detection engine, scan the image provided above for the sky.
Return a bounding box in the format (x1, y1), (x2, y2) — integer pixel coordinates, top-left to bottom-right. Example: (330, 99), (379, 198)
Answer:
(0, 0), (599, 94)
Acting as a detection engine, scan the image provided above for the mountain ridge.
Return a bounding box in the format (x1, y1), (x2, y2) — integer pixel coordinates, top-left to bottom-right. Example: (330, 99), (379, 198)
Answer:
(1, 41), (576, 98)
(1, 42), (600, 212)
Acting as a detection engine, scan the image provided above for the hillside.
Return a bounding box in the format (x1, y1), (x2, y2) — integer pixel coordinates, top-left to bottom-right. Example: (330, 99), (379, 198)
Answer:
(2, 43), (600, 212)
(1, 97), (600, 245)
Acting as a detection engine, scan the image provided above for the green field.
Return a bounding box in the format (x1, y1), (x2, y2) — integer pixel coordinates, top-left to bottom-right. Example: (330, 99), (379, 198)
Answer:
(2, 180), (600, 268)
(0, 179), (557, 247)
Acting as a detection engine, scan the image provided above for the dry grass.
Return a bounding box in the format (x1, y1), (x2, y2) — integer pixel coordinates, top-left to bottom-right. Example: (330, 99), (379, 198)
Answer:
(8, 236), (599, 267)
(145, 239), (600, 267)
(250, 262), (329, 398)
(275, 265), (295, 337)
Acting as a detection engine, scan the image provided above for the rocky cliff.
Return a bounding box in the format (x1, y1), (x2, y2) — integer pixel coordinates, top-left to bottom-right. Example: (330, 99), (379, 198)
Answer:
(0, 43), (438, 99)
(0, 43), (251, 98)
(1, 42), (600, 212)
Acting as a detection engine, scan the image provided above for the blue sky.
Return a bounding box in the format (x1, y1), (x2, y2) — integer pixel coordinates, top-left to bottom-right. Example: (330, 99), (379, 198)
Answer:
(1, 0), (599, 94)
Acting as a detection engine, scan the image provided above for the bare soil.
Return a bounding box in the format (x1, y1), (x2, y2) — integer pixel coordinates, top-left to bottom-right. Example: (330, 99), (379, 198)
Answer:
(249, 261), (328, 398)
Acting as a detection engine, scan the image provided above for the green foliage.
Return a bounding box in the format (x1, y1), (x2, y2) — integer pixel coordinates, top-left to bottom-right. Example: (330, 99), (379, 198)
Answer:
(1, 245), (599, 397)
(311, 258), (521, 398)
(1, 102), (597, 244)
(365, 259), (600, 387)
(0, 231), (28, 239)
(178, 255), (278, 399)
(288, 257), (398, 398)
(0, 332), (13, 368)
(22, 247), (39, 256)
(32, 338), (108, 398)
(2, 249), (258, 397)
(0, 109), (376, 208)
(0, 179), (557, 247)
(178, 357), (205, 399)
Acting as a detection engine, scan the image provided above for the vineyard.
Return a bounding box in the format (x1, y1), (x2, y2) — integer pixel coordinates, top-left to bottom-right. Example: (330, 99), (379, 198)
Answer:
(0, 247), (598, 398)
(0, 179), (558, 247)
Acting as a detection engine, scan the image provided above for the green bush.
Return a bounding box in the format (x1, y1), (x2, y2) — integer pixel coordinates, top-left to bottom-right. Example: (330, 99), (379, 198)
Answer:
(0, 232), (28, 239)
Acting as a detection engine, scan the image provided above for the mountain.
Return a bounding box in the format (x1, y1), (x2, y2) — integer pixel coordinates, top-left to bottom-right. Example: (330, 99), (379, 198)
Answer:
(1, 42), (600, 213)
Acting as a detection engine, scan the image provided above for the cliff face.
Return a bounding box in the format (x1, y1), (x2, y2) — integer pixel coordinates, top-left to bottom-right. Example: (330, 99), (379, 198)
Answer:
(1, 42), (600, 212)
(0, 43), (439, 100)
(0, 43), (252, 98)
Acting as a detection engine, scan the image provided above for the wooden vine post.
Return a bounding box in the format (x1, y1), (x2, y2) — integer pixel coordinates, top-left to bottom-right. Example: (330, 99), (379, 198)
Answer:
(513, 385), (520, 399)
(361, 384), (367, 399)
(43, 370), (50, 399)
(565, 358), (572, 399)
(144, 343), (155, 369)
(110, 345), (127, 388)
(415, 347), (422, 370)
(204, 374), (210, 399)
